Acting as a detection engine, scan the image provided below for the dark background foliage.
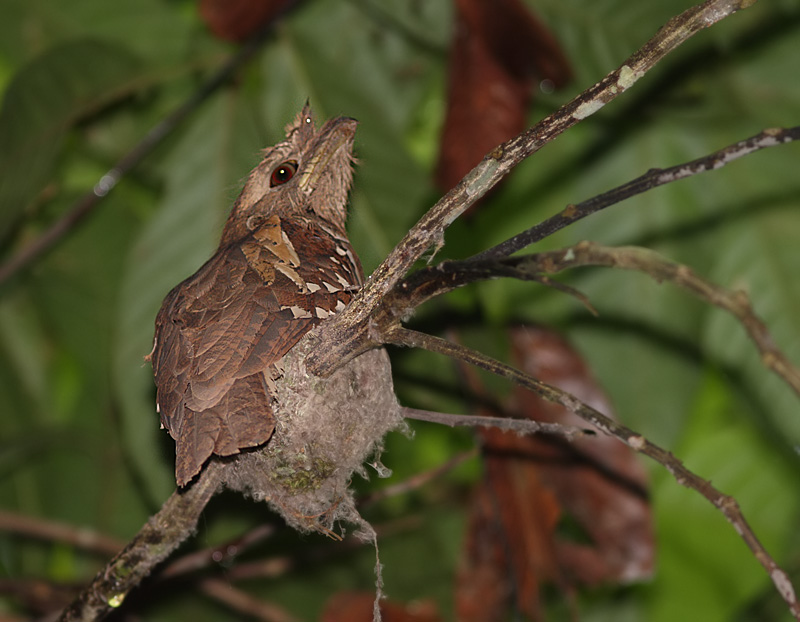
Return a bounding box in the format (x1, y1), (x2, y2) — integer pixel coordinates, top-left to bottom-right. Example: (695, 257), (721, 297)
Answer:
(1, 0), (800, 619)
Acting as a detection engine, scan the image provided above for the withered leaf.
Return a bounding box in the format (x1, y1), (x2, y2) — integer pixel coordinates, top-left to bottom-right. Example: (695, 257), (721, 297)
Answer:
(435, 0), (572, 202)
(508, 325), (654, 586)
(198, 0), (296, 42)
(457, 325), (654, 619)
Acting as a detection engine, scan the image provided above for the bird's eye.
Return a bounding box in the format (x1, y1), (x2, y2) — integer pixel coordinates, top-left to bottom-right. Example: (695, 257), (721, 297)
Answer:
(270, 160), (298, 187)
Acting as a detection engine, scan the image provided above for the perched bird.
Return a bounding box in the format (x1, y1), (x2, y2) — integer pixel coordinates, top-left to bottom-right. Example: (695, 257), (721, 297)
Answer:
(149, 105), (368, 488)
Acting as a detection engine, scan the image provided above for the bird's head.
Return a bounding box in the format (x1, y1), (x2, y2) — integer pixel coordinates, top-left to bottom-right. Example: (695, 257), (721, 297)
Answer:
(220, 104), (357, 247)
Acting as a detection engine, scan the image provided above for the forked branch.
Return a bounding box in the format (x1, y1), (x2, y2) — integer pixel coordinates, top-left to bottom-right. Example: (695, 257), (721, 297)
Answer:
(385, 327), (800, 619)
(380, 242), (800, 617)
(390, 243), (800, 399)
(307, 0), (759, 376)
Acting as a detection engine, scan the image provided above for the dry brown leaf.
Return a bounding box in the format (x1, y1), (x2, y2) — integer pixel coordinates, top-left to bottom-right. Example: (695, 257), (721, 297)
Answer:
(456, 325), (654, 619)
(198, 0), (296, 42)
(435, 0), (571, 202)
(457, 452), (563, 622)
(509, 325), (654, 586)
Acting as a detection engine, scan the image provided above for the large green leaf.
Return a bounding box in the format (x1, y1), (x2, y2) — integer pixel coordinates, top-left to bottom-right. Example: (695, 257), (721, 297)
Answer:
(0, 185), (147, 546)
(0, 39), (142, 239)
(284, 0), (439, 270)
(646, 370), (800, 621)
(0, 0), (193, 67)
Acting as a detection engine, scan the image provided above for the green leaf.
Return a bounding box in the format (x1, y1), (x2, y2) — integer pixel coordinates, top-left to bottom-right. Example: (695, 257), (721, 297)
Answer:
(283, 0), (439, 271)
(646, 370), (800, 621)
(0, 0), (194, 66)
(0, 39), (142, 238)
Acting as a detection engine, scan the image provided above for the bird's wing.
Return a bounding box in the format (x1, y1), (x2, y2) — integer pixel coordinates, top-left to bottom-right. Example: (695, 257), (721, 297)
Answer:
(151, 215), (362, 485)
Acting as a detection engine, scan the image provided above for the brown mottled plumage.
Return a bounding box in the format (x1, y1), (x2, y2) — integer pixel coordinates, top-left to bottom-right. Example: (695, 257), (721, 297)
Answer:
(150, 106), (362, 486)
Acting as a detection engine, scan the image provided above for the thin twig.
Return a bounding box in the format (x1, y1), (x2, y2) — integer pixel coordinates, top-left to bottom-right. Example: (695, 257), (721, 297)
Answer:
(386, 327), (800, 619)
(219, 557), (295, 582)
(527, 243), (800, 397)
(0, 511), (281, 622)
(544, 245), (800, 397)
(472, 126), (800, 261)
(197, 578), (298, 622)
(0, 14), (286, 288)
(158, 523), (276, 579)
(384, 242), (800, 401)
(361, 449), (479, 507)
(306, 0), (757, 376)
(0, 509), (284, 619)
(400, 406), (590, 439)
(0, 510), (124, 557)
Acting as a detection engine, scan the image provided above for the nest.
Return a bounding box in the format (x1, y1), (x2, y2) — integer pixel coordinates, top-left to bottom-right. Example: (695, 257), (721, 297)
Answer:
(221, 339), (403, 537)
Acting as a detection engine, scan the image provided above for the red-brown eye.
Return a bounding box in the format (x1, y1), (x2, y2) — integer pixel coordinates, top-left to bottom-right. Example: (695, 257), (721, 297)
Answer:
(270, 160), (297, 187)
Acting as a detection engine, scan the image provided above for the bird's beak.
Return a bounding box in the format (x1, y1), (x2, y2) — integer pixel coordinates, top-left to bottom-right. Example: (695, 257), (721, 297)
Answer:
(297, 117), (357, 194)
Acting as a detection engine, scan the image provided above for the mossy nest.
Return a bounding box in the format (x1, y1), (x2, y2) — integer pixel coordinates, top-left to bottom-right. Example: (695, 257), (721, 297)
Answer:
(221, 339), (403, 536)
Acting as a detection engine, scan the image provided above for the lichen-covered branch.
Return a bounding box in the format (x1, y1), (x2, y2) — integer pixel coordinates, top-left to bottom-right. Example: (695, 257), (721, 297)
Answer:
(400, 406), (591, 439)
(57, 460), (224, 622)
(307, 0), (757, 376)
(381, 241), (800, 400)
(386, 327), (800, 620)
(472, 125), (800, 261)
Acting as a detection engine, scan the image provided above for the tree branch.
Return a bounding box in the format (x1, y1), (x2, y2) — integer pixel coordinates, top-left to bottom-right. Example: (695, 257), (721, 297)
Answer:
(0, 510), (124, 558)
(158, 523), (276, 579)
(396, 243), (800, 399)
(194, 579), (298, 622)
(42, 1), (790, 620)
(306, 0), (757, 376)
(57, 460), (224, 622)
(386, 327), (800, 619)
(400, 406), (591, 439)
(472, 125), (800, 261)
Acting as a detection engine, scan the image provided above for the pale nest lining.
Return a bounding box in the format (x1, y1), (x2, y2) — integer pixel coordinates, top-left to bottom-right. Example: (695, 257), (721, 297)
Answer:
(221, 339), (403, 537)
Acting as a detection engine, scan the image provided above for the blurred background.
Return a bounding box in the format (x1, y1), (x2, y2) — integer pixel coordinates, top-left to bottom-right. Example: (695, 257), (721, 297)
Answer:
(1, 0), (800, 619)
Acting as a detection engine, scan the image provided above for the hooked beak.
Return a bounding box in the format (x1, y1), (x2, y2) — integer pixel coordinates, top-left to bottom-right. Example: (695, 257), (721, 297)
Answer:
(297, 117), (357, 194)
